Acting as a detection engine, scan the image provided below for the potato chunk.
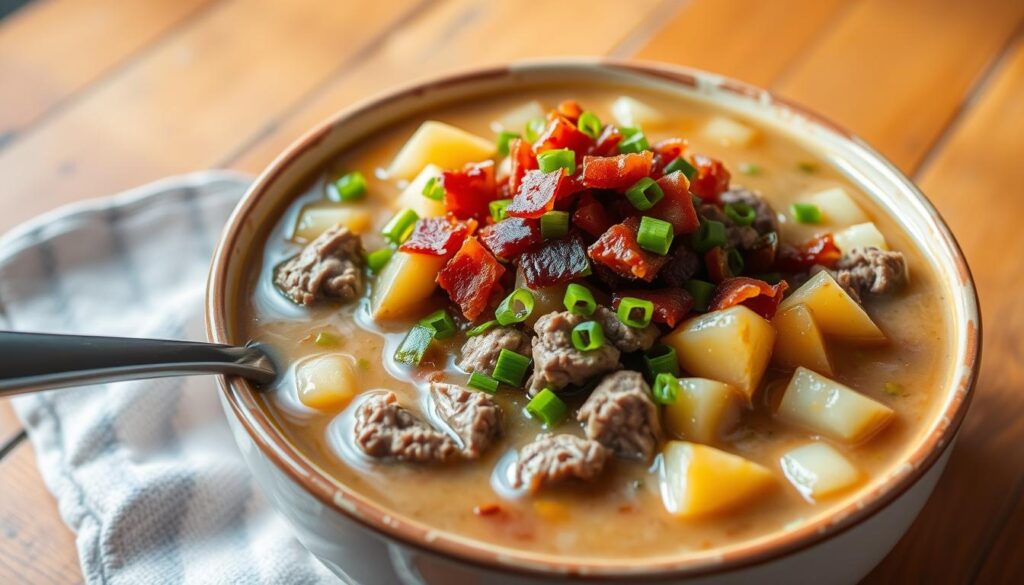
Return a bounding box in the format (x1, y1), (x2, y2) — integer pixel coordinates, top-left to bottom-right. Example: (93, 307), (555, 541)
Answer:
(776, 367), (894, 444)
(387, 121), (495, 180)
(778, 270), (884, 342)
(780, 442), (861, 501)
(491, 100), (545, 133)
(370, 251), (447, 320)
(659, 441), (775, 518)
(833, 222), (889, 253)
(394, 164), (447, 218)
(805, 187), (869, 227)
(701, 115), (758, 147)
(662, 306), (775, 404)
(293, 203), (372, 241)
(664, 378), (742, 443)
(611, 96), (666, 129)
(295, 354), (359, 411)
(772, 304), (833, 375)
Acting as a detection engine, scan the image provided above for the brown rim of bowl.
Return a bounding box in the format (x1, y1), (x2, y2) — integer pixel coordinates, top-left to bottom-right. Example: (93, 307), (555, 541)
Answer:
(206, 59), (981, 580)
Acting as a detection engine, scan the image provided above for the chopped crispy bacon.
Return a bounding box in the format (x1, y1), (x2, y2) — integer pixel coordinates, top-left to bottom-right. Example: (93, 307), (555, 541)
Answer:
(507, 169), (563, 219)
(520, 238), (591, 288)
(479, 218), (542, 258)
(710, 277), (789, 319)
(705, 247), (731, 284)
(508, 138), (537, 195)
(587, 218), (668, 282)
(644, 172), (699, 235)
(443, 160), (498, 220)
(653, 138), (687, 162)
(572, 192), (614, 238)
(589, 125), (623, 157)
(612, 288), (694, 327)
(581, 151), (654, 190)
(437, 237), (505, 320)
(556, 100), (583, 122)
(776, 233), (842, 272)
(688, 155), (731, 203)
(399, 217), (470, 257)
(534, 116), (592, 158)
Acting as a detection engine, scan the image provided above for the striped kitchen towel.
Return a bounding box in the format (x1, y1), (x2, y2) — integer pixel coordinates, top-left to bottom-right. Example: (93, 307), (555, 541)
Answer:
(0, 173), (375, 584)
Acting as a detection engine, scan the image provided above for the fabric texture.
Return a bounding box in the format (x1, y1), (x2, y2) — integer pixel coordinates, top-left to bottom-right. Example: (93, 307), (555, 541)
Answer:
(0, 173), (342, 585)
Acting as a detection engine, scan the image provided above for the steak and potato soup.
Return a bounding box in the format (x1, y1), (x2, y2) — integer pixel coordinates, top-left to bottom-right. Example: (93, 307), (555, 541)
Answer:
(243, 86), (952, 561)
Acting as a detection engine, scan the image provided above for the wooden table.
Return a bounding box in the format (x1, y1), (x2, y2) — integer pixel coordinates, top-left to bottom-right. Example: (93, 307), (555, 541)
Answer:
(0, 0), (1021, 582)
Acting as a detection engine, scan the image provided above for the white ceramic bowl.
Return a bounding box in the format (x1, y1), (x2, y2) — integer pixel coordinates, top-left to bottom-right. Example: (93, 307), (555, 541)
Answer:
(206, 60), (980, 584)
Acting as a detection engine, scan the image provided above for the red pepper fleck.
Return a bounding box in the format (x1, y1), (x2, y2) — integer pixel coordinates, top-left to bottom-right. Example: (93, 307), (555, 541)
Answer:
(474, 503), (503, 517)
(520, 238), (591, 289)
(709, 277), (789, 319)
(688, 155), (731, 203)
(587, 218), (669, 282)
(507, 169), (563, 219)
(443, 160), (498, 220)
(581, 151), (654, 190)
(437, 237), (505, 321)
(643, 172), (699, 235)
(612, 287), (694, 327)
(479, 217), (542, 258)
(776, 233), (842, 272)
(399, 217), (469, 257)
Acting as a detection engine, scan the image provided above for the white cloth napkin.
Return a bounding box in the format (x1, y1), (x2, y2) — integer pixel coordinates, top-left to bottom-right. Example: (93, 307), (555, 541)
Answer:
(0, 173), (343, 585)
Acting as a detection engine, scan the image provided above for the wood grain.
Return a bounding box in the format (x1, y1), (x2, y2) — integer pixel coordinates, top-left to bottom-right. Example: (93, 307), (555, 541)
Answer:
(0, 402), (20, 452)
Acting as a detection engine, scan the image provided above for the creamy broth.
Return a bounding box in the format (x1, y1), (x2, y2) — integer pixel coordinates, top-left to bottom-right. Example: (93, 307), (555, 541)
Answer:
(241, 85), (952, 561)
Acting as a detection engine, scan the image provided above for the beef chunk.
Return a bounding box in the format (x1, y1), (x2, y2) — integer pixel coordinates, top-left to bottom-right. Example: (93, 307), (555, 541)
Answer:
(593, 306), (659, 353)
(577, 371), (662, 460)
(430, 383), (501, 459)
(529, 311), (620, 395)
(275, 225), (365, 306)
(700, 204), (759, 250)
(720, 188), (780, 236)
(660, 245), (700, 288)
(354, 392), (458, 463)
(512, 434), (608, 492)
(834, 247), (908, 300)
(457, 326), (532, 374)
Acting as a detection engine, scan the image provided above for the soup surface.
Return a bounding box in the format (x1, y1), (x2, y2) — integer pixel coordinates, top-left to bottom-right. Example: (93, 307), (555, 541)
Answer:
(241, 85), (952, 562)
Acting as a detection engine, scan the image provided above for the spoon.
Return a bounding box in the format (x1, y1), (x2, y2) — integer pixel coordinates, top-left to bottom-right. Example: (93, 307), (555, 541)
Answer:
(0, 331), (277, 397)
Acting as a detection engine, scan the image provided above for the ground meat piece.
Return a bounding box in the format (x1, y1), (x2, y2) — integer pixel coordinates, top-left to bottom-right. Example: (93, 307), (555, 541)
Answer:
(700, 204), (759, 250)
(354, 392), (458, 463)
(577, 371), (661, 460)
(457, 326), (532, 374)
(833, 247), (908, 300)
(592, 306), (659, 353)
(430, 383), (501, 459)
(529, 311), (620, 395)
(720, 188), (780, 235)
(660, 245), (700, 287)
(512, 434), (608, 492)
(275, 225), (365, 305)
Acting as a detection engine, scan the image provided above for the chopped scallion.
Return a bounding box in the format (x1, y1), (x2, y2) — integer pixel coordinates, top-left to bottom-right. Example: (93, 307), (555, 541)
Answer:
(797, 161), (818, 173)
(381, 208), (419, 245)
(685, 279), (716, 312)
(571, 321), (606, 352)
(314, 331), (338, 347)
(724, 202), (756, 226)
(419, 309), (456, 340)
(727, 248), (745, 276)
(537, 148), (576, 174)
(495, 288), (535, 326)
(884, 381), (907, 397)
(739, 162), (762, 176)
(492, 349), (531, 387)
(625, 177), (664, 211)
(421, 176), (445, 201)
(468, 372), (500, 394)
(663, 157), (697, 180)
(525, 117), (546, 142)
(394, 324), (435, 366)
(692, 219), (727, 253)
(637, 216), (674, 255)
(563, 283), (597, 316)
(365, 247), (394, 273)
(617, 297), (654, 328)
(617, 127), (649, 154)
(489, 198), (513, 222)
(652, 373), (680, 405)
(329, 171), (367, 202)
(791, 202), (822, 224)
(643, 344), (680, 379)
(540, 210), (570, 239)
(497, 130), (520, 157)
(577, 111), (602, 139)
(466, 320), (498, 337)
(526, 388), (568, 427)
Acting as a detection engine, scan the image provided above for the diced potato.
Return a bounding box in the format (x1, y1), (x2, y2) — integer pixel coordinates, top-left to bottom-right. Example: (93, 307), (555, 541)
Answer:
(394, 164), (447, 218)
(295, 354), (359, 411)
(370, 251), (447, 320)
(387, 121), (495, 180)
(664, 378), (743, 443)
(293, 203), (372, 241)
(659, 441), (775, 518)
(805, 187), (869, 227)
(662, 306), (776, 404)
(778, 270), (884, 342)
(776, 367), (895, 443)
(833, 222), (888, 253)
(491, 100), (546, 133)
(611, 96), (666, 129)
(701, 115), (758, 147)
(780, 442), (861, 501)
(771, 304), (833, 375)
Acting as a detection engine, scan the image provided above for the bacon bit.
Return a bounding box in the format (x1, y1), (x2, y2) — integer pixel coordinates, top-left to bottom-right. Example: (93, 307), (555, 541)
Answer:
(508, 138), (537, 195)
(776, 233), (842, 272)
(612, 287), (694, 327)
(443, 160), (498, 220)
(588, 125), (623, 157)
(688, 155), (731, 203)
(705, 247), (731, 284)
(710, 277), (789, 319)
(556, 100), (583, 122)
(479, 217), (542, 258)
(572, 192), (614, 238)
(507, 169), (563, 219)
(473, 503), (503, 517)
(556, 172), (586, 201)
(580, 151), (654, 190)
(653, 138), (687, 162)
(587, 218), (669, 282)
(399, 217), (470, 257)
(437, 237), (505, 321)
(520, 238), (591, 289)
(644, 172), (699, 235)
(534, 116), (592, 158)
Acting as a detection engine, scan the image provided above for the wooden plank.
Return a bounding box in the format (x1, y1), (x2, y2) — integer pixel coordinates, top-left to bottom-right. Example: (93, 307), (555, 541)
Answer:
(0, 0), (214, 140)
(866, 37), (1024, 584)
(0, 401), (19, 451)
(0, 0), (423, 234)
(977, 481), (1024, 583)
(0, 442), (82, 584)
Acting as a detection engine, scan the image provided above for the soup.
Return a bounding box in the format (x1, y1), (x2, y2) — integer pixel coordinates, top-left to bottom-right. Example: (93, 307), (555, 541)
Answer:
(240, 85), (952, 562)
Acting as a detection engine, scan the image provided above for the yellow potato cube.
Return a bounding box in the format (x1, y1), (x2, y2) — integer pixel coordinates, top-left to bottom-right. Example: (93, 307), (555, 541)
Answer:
(491, 100), (546, 133)
(293, 203), (372, 241)
(387, 121), (494, 180)
(664, 378), (743, 444)
(295, 354), (359, 411)
(701, 115), (758, 147)
(662, 305), (775, 404)
(772, 304), (833, 375)
(611, 96), (666, 129)
(394, 164), (447, 218)
(833, 222), (889, 253)
(659, 441), (775, 518)
(778, 270), (884, 342)
(780, 442), (861, 501)
(806, 187), (869, 227)
(776, 367), (895, 444)
(370, 251), (447, 320)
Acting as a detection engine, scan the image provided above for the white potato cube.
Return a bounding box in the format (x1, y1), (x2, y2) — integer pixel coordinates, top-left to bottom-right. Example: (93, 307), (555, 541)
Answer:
(387, 121), (495, 180)
(780, 442), (861, 501)
(394, 164), (447, 218)
(834, 222), (889, 253)
(779, 270), (884, 342)
(611, 96), (666, 129)
(295, 354), (359, 411)
(662, 305), (776, 405)
(490, 100), (546, 133)
(293, 203), (372, 241)
(772, 304), (833, 375)
(805, 187), (869, 227)
(660, 441), (775, 518)
(371, 251), (447, 320)
(776, 367), (894, 444)
(664, 378), (742, 443)
(701, 115), (758, 147)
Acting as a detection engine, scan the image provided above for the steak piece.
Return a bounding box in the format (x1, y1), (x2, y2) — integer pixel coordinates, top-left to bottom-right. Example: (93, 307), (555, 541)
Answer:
(275, 225), (365, 306)
(512, 434), (608, 492)
(457, 326), (532, 374)
(593, 306), (659, 353)
(578, 371), (662, 460)
(659, 245), (700, 288)
(430, 383), (501, 459)
(720, 188), (780, 236)
(528, 310), (620, 395)
(354, 392), (458, 463)
(833, 247), (908, 300)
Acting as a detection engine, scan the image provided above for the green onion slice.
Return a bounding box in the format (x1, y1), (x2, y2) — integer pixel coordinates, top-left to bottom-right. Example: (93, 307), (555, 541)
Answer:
(739, 162), (762, 176)
(421, 176), (445, 201)
(492, 349), (531, 387)
(540, 210), (570, 239)
(637, 216), (674, 255)
(365, 247), (394, 273)
(797, 161), (818, 173)
(663, 157), (698, 180)
(571, 321), (606, 352)
(617, 297), (654, 328)
(617, 127), (650, 154)
(724, 202), (756, 226)
(537, 148), (576, 174)
(525, 118), (546, 142)
(419, 309), (456, 340)
(643, 344), (680, 379)
(329, 171), (367, 202)
(468, 372), (500, 394)
(791, 202), (822, 224)
(684, 279), (716, 312)
(466, 319), (498, 337)
(563, 283), (597, 316)
(394, 324), (434, 366)
(497, 130), (520, 157)
(625, 177), (664, 211)
(692, 219), (727, 253)
(314, 331), (338, 347)
(526, 388), (568, 427)
(381, 208), (419, 245)
(652, 373), (681, 405)
(489, 198), (513, 222)
(495, 288), (535, 326)
(727, 248), (745, 276)
(577, 111), (602, 139)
